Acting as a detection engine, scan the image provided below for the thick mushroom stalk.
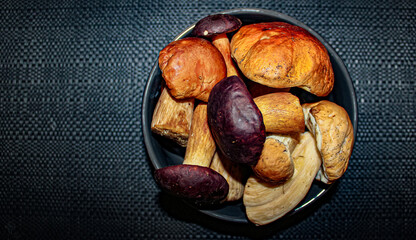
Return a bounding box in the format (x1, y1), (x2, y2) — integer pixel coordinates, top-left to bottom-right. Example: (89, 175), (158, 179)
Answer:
(154, 103), (229, 205)
(253, 92), (305, 134)
(212, 34), (240, 77)
(183, 103), (216, 167)
(151, 86), (194, 147)
(192, 14), (242, 77)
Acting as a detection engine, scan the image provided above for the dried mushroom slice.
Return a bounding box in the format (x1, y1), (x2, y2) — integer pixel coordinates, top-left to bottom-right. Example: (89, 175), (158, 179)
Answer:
(210, 151), (248, 202)
(302, 100), (354, 184)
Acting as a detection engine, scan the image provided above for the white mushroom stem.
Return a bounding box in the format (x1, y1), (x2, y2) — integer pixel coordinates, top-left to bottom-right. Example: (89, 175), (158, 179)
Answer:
(151, 87), (194, 147)
(212, 33), (241, 78)
(183, 103), (216, 167)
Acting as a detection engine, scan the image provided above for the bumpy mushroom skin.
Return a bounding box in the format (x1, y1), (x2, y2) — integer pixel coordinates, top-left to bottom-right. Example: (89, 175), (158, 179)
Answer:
(302, 100), (354, 183)
(252, 134), (299, 183)
(254, 92), (305, 134)
(243, 132), (322, 226)
(230, 22), (334, 97)
(158, 37), (226, 102)
(151, 87), (194, 147)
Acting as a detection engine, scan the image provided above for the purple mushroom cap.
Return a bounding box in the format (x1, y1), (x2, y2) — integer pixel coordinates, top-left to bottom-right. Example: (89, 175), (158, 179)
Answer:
(207, 76), (266, 166)
(154, 164), (229, 205)
(192, 14), (242, 38)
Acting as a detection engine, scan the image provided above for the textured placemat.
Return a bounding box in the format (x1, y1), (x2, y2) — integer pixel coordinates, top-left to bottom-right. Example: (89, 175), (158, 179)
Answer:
(0, 0), (415, 239)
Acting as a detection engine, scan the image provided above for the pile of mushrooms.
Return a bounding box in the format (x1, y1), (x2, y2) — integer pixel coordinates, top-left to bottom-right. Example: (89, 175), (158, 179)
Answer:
(150, 14), (354, 225)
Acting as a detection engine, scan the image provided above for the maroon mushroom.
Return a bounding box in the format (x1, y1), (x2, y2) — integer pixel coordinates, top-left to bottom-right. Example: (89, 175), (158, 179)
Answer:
(192, 14), (242, 77)
(207, 76), (266, 166)
(154, 104), (229, 205)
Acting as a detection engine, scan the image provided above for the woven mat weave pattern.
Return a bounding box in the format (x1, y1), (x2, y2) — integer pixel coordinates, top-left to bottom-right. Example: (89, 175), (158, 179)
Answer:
(0, 1), (415, 239)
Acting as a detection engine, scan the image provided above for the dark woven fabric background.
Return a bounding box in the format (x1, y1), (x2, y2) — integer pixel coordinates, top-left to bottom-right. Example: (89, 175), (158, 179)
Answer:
(0, 0), (414, 239)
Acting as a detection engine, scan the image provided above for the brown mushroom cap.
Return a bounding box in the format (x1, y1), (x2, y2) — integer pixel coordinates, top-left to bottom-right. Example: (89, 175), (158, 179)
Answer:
(158, 37), (226, 102)
(230, 22), (334, 97)
(192, 14), (242, 38)
(252, 136), (294, 184)
(154, 164), (229, 205)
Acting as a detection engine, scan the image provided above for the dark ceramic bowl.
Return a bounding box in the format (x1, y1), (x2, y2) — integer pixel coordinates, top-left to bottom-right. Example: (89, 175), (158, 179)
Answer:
(142, 8), (358, 224)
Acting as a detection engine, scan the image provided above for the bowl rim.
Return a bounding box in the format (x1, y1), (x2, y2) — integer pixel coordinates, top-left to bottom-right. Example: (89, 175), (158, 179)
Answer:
(142, 7), (358, 224)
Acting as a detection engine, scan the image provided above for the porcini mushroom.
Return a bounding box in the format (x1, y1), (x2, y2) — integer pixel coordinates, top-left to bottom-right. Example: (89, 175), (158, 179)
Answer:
(230, 22), (334, 97)
(154, 103), (229, 205)
(158, 37), (226, 102)
(192, 14), (242, 77)
(207, 76), (266, 166)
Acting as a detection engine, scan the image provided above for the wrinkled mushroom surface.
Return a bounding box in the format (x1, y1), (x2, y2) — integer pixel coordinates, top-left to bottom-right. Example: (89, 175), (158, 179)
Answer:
(302, 100), (354, 183)
(230, 22), (334, 97)
(252, 134), (298, 184)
